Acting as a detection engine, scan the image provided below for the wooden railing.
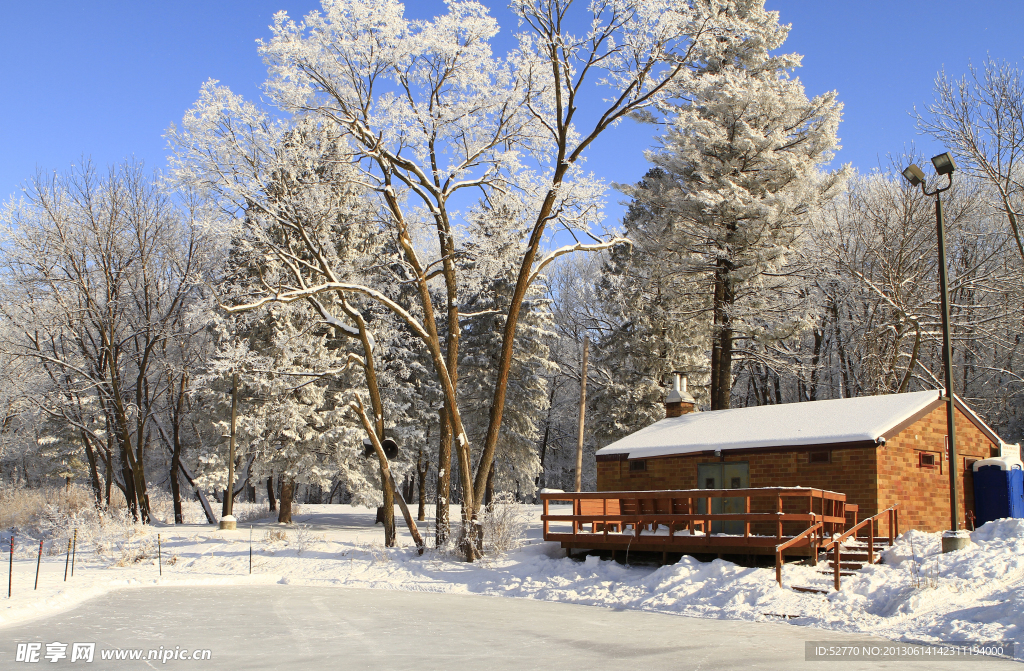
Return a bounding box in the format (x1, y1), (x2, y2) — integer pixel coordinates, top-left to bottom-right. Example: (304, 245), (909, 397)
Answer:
(821, 503), (900, 590)
(539, 488), (848, 550)
(776, 523), (823, 586)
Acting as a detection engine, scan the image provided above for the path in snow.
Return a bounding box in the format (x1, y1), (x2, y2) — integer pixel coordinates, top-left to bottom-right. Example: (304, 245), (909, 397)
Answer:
(2, 585), (1015, 670)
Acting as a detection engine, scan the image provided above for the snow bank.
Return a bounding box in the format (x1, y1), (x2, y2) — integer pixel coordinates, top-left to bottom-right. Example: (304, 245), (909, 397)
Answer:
(2, 505), (1021, 650)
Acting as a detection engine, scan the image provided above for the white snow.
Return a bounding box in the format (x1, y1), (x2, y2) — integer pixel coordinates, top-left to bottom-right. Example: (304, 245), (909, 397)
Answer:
(597, 390), (943, 459)
(973, 457), (1024, 472)
(2, 504), (1022, 650)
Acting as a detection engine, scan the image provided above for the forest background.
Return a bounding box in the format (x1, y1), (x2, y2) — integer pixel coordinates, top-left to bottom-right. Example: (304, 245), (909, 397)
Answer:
(1, 0), (1023, 558)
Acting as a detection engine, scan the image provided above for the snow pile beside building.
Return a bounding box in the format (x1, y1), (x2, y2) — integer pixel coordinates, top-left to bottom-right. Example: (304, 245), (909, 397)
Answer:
(1, 504), (1021, 650)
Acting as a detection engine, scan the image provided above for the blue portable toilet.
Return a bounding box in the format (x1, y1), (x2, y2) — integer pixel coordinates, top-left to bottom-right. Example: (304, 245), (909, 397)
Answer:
(972, 457), (1024, 526)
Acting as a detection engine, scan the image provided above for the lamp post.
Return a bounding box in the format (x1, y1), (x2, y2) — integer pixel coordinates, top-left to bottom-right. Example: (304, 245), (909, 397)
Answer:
(901, 151), (969, 553)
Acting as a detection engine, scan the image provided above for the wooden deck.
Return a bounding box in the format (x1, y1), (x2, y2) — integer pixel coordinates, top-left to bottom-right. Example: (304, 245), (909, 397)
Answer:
(539, 488), (855, 558)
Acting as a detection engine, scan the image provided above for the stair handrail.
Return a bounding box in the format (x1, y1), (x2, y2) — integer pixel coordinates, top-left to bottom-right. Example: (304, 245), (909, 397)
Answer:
(822, 503), (899, 591)
(774, 521), (823, 587)
(822, 503), (900, 552)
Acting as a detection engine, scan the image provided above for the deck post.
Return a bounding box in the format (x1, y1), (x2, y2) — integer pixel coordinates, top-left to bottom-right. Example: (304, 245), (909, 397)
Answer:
(706, 495), (712, 541)
(543, 498), (549, 537)
(776, 494), (783, 540)
(775, 550), (782, 586)
(745, 496), (751, 537)
(888, 508), (894, 546)
(868, 530), (874, 565)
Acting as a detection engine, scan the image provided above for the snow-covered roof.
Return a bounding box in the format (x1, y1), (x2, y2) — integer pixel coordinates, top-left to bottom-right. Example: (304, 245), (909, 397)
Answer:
(596, 390), (951, 459)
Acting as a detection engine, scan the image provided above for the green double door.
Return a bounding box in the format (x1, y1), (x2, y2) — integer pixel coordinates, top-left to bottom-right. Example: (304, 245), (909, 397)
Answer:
(696, 462), (749, 535)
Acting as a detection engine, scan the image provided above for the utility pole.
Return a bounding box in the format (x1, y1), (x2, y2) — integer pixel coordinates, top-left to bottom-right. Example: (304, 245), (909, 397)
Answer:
(575, 336), (589, 493)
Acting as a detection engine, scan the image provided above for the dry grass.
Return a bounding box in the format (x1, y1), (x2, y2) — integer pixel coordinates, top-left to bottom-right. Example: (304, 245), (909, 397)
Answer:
(0, 483), (98, 531)
(480, 493), (529, 556)
(263, 529), (288, 543)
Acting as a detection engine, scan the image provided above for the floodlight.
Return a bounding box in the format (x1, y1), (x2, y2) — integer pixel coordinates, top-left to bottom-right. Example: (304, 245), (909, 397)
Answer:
(902, 164), (926, 187)
(931, 152), (957, 176)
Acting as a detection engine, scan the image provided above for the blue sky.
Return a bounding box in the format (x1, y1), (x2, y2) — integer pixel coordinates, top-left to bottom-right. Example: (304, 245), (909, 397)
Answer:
(2, 1), (1023, 225)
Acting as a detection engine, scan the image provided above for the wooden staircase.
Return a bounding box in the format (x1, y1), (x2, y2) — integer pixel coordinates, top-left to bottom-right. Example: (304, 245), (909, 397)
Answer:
(783, 504), (900, 593)
(818, 536), (893, 574)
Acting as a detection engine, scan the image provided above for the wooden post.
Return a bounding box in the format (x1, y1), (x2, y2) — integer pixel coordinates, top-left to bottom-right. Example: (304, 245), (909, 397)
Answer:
(574, 336), (588, 493)
(542, 497), (549, 537)
(834, 544), (841, 591)
(868, 529), (874, 565)
(34, 540), (42, 590)
(745, 496), (750, 537)
(888, 508), (894, 546)
(776, 494), (783, 540)
(775, 549), (782, 586)
(706, 496), (712, 541)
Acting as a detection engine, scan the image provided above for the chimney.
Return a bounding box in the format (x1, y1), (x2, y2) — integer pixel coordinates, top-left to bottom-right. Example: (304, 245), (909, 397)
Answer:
(665, 373), (696, 418)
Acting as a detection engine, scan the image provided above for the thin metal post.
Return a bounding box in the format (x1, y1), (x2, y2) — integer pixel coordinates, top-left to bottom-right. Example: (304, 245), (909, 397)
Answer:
(34, 540), (42, 590)
(70, 529), (77, 577)
(249, 526), (253, 575)
(64, 538), (71, 581)
(157, 534), (162, 576)
(8, 535), (12, 598)
(935, 194), (960, 532)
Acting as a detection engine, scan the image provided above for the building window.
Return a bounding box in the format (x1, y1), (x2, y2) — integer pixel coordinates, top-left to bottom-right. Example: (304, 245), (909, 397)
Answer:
(808, 451), (831, 464)
(629, 460), (647, 472)
(919, 452), (937, 468)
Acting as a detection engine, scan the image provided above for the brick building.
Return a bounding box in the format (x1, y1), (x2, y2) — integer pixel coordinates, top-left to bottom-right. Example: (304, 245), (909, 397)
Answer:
(595, 379), (1007, 532)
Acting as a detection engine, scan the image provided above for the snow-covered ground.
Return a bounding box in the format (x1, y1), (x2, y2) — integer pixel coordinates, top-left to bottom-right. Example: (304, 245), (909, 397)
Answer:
(2, 504), (1022, 652)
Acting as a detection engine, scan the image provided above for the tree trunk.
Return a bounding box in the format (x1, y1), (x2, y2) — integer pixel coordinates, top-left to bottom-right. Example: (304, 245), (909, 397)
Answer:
(381, 465), (396, 546)
(575, 337), (588, 492)
(80, 431), (103, 508)
(485, 462), (495, 506)
(169, 445), (183, 525)
(118, 439), (138, 521)
(416, 446), (427, 522)
(267, 475), (277, 512)
(710, 275), (725, 410)
(278, 478), (295, 524)
(536, 382), (556, 495)
(435, 408), (452, 545)
(712, 261), (735, 410)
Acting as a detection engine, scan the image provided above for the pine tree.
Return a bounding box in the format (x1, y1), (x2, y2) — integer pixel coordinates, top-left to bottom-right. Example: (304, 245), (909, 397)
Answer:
(623, 23), (847, 409)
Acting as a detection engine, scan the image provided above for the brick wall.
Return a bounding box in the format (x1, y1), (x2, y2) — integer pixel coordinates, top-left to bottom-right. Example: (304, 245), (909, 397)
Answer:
(597, 446), (878, 535)
(878, 404), (997, 532)
(595, 403), (1000, 533)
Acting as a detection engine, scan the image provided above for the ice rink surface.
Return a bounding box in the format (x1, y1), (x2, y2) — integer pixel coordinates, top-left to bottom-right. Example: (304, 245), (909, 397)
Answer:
(1, 585), (1018, 670)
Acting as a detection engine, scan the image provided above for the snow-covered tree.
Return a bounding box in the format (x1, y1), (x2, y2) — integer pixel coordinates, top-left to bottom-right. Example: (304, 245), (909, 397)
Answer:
(0, 161), (213, 521)
(170, 0), (794, 559)
(621, 25), (848, 409)
(457, 199), (556, 502)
